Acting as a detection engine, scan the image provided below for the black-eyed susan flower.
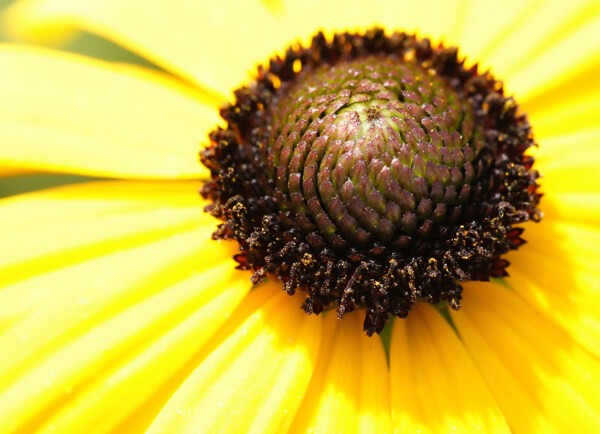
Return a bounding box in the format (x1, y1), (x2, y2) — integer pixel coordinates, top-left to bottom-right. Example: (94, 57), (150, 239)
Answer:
(0, 1), (599, 432)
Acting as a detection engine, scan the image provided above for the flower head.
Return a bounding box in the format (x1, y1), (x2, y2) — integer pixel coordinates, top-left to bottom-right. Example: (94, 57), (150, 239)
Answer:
(0, 1), (599, 432)
(202, 29), (541, 334)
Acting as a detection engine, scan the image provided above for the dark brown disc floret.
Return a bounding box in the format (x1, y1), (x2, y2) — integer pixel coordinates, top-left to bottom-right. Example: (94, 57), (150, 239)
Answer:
(201, 29), (541, 335)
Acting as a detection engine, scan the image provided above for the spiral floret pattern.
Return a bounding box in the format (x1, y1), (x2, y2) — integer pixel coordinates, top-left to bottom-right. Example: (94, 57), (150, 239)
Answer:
(201, 29), (541, 335)
(266, 55), (485, 248)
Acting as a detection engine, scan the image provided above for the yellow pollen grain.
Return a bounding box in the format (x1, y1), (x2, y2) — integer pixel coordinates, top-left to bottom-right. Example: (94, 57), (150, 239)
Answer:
(293, 59), (302, 73)
(269, 73), (281, 89)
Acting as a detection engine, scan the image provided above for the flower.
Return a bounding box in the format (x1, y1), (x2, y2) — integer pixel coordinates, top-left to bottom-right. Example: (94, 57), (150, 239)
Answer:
(0, 0), (599, 432)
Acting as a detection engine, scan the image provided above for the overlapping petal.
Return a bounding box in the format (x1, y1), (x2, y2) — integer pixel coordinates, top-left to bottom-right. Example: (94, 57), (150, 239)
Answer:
(3, 0), (464, 96)
(451, 284), (600, 432)
(390, 304), (510, 432)
(457, 0), (542, 63)
(524, 67), (600, 138)
(148, 287), (322, 434)
(0, 44), (220, 179)
(533, 129), (600, 194)
(290, 312), (392, 433)
(0, 181), (259, 431)
(507, 216), (600, 359)
(500, 3), (600, 101)
(467, 0), (600, 101)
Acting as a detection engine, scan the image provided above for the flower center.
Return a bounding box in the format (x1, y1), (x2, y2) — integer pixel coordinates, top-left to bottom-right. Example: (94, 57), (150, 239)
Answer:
(263, 55), (484, 247)
(201, 29), (541, 335)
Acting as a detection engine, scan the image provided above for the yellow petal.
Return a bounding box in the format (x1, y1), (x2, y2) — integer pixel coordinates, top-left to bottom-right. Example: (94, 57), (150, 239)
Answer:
(0, 241), (249, 433)
(524, 67), (600, 139)
(289, 311), (392, 433)
(451, 283), (600, 432)
(507, 219), (600, 359)
(390, 303), (510, 433)
(147, 287), (322, 434)
(0, 180), (260, 432)
(541, 192), (600, 227)
(474, 0), (600, 100)
(457, 0), (542, 62)
(503, 3), (600, 101)
(117, 282), (280, 432)
(0, 180), (214, 287)
(38, 268), (249, 433)
(0, 180), (232, 362)
(0, 44), (220, 179)
(5, 0), (464, 97)
(533, 129), (600, 194)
